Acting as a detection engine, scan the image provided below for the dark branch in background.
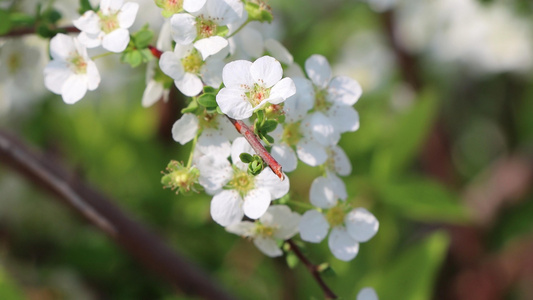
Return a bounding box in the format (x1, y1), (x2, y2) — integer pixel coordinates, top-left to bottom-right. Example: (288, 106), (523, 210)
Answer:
(287, 239), (337, 300)
(0, 130), (237, 300)
(226, 116), (284, 180)
(1, 25), (80, 38)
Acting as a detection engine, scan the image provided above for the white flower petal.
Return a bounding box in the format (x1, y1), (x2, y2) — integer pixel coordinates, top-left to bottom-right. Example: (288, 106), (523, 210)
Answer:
(305, 54), (331, 89)
(210, 190), (243, 226)
(296, 139), (327, 167)
(194, 36), (228, 60)
(216, 87), (253, 120)
(250, 56), (282, 88)
(271, 143), (297, 173)
(327, 172), (347, 201)
(222, 60), (254, 89)
(175, 72), (203, 96)
(102, 28), (130, 52)
(142, 80), (164, 107)
(299, 210), (329, 243)
(197, 129), (231, 158)
(73, 11), (101, 34)
(200, 59), (224, 88)
(171, 113), (199, 144)
(234, 27), (264, 58)
(345, 208), (379, 242)
(101, 0), (123, 12)
(357, 287), (379, 300)
(264, 39), (293, 65)
(159, 51), (185, 80)
(254, 237), (282, 257)
(86, 61), (100, 91)
(328, 227), (359, 261)
(117, 2), (139, 29)
(267, 77), (295, 104)
(170, 13), (197, 45)
(44, 60), (71, 95)
(183, 0), (206, 13)
(331, 145), (352, 176)
(49, 34), (76, 60)
(306, 112), (339, 146)
(230, 136), (254, 170)
(261, 205), (301, 240)
(61, 74), (88, 104)
(327, 76), (362, 106)
(283, 77), (314, 122)
(243, 188), (271, 219)
(198, 155), (233, 194)
(207, 0), (243, 25)
(77, 31), (102, 48)
(225, 221), (255, 237)
(255, 168), (289, 200)
(327, 105), (360, 133)
(310, 176), (338, 209)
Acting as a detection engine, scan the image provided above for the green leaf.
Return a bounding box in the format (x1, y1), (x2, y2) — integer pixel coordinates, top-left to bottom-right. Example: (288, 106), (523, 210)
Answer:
(203, 86), (216, 94)
(261, 120), (278, 133)
(35, 24), (55, 38)
(133, 26), (154, 49)
(372, 231), (450, 300)
(377, 177), (469, 223)
(0, 265), (25, 300)
(181, 99), (198, 114)
(197, 93), (217, 109)
(239, 153), (253, 163)
(121, 49), (143, 67)
(245, 2), (273, 22)
(9, 13), (34, 27)
(371, 88), (439, 181)
(286, 252), (299, 269)
(79, 0), (94, 14)
(0, 10), (12, 35)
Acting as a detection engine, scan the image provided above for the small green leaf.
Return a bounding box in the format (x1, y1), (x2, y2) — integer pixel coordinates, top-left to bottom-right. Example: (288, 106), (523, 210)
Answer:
(245, 2), (273, 22)
(261, 120), (278, 133)
(35, 24), (55, 38)
(0, 10), (12, 35)
(121, 49), (143, 67)
(79, 0), (93, 14)
(261, 134), (274, 144)
(286, 252), (299, 269)
(203, 86), (216, 94)
(9, 13), (35, 27)
(239, 153), (253, 163)
(133, 26), (154, 49)
(197, 93), (218, 108)
(181, 99), (199, 114)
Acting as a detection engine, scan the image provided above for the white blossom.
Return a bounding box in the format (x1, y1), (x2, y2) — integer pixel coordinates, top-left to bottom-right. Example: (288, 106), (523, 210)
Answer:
(226, 205), (300, 257)
(73, 0), (139, 53)
(216, 56), (296, 120)
(43, 34), (100, 104)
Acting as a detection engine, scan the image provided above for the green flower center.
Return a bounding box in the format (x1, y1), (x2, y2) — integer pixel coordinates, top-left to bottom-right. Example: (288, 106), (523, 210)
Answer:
(181, 50), (204, 74)
(246, 84), (270, 107)
(197, 18), (217, 39)
(282, 121), (303, 146)
(99, 12), (120, 34)
(198, 113), (219, 129)
(229, 168), (255, 196)
(325, 206), (346, 228)
(7, 53), (21, 74)
(70, 54), (88, 74)
(254, 223), (276, 237)
(314, 89), (332, 112)
(164, 0), (183, 14)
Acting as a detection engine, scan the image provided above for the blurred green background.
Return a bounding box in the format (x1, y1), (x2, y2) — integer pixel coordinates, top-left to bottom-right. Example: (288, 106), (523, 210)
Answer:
(1, 0), (533, 299)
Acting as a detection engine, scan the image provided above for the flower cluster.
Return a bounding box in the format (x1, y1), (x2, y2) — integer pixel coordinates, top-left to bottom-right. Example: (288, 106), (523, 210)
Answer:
(38, 0), (380, 297)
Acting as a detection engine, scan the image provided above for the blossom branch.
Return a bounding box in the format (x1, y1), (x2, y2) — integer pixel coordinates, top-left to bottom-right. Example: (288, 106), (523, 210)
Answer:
(226, 116), (284, 180)
(286, 239), (337, 299)
(0, 130), (236, 300)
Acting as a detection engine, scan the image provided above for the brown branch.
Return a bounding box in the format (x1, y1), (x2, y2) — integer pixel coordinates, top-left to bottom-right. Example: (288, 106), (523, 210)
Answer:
(1, 25), (80, 38)
(0, 130), (237, 300)
(286, 239), (337, 299)
(226, 116), (284, 180)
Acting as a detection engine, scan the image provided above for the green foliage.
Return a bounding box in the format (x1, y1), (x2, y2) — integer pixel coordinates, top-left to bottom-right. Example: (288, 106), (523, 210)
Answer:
(121, 26), (155, 67)
(377, 177), (469, 223)
(372, 88), (439, 181)
(254, 110), (277, 145)
(0, 266), (25, 300)
(372, 231), (450, 300)
(0, 10), (12, 35)
(79, 0), (94, 14)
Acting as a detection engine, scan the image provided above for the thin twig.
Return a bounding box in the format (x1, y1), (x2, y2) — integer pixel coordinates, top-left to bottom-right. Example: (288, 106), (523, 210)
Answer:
(226, 116), (284, 180)
(287, 239), (337, 299)
(0, 130), (237, 300)
(1, 25), (80, 38)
